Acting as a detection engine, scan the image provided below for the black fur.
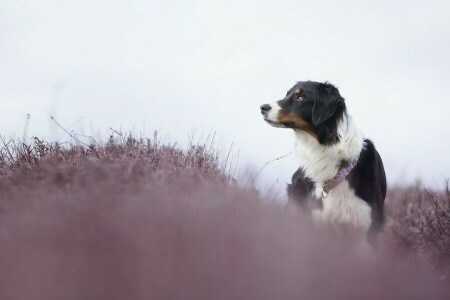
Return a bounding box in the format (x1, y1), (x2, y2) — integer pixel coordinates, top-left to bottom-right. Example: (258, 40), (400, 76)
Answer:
(314, 83), (346, 145)
(287, 168), (315, 210)
(313, 82), (344, 126)
(347, 139), (387, 238)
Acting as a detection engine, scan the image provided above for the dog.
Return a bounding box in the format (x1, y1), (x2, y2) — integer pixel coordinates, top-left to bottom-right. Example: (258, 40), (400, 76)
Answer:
(260, 81), (386, 240)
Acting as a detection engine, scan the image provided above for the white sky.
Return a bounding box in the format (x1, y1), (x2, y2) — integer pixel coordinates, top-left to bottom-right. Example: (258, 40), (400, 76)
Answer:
(1, 0), (449, 194)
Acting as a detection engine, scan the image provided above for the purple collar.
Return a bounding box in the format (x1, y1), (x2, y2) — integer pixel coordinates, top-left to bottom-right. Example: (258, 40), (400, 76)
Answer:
(321, 156), (359, 198)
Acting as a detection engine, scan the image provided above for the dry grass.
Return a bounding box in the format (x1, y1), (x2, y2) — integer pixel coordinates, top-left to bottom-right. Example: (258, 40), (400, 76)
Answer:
(0, 133), (449, 299)
(384, 184), (450, 277)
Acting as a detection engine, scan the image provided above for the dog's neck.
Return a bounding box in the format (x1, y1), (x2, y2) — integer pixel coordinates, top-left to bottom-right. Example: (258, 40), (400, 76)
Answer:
(294, 113), (363, 183)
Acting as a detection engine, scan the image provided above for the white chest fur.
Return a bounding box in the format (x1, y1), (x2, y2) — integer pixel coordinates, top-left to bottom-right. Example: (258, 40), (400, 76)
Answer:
(294, 115), (372, 232)
(312, 181), (372, 232)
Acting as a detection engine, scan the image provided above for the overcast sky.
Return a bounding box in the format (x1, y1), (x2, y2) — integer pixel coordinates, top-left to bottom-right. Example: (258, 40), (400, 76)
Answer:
(1, 0), (449, 194)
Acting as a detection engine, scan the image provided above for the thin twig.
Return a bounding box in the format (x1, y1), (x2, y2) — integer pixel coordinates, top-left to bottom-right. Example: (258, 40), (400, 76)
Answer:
(50, 116), (90, 147)
(23, 114), (30, 142)
(251, 152), (292, 185)
(222, 142), (234, 174)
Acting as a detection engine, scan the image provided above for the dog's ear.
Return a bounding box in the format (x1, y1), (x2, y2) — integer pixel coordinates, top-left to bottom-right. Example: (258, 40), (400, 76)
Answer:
(312, 83), (344, 126)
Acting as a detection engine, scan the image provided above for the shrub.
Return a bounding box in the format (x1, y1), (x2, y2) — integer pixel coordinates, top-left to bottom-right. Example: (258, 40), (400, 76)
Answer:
(0, 135), (448, 299)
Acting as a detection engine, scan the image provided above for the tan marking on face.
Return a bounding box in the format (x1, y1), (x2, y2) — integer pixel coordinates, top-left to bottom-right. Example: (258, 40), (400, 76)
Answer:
(294, 88), (302, 94)
(278, 112), (318, 140)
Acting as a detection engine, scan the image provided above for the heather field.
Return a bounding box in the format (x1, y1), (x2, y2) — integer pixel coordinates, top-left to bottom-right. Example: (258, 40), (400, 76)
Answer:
(0, 134), (449, 300)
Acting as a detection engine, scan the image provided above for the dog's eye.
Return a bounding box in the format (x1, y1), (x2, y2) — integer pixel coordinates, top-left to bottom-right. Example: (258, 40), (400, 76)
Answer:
(296, 95), (303, 101)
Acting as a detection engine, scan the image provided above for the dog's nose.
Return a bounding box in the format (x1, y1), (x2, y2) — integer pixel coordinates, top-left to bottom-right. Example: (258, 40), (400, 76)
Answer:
(260, 104), (271, 113)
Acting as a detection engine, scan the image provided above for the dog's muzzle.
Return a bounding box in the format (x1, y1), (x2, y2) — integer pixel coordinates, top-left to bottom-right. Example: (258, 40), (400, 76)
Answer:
(260, 102), (285, 127)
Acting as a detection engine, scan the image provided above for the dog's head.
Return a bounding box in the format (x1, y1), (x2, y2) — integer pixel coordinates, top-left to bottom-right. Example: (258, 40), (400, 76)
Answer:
(260, 81), (346, 144)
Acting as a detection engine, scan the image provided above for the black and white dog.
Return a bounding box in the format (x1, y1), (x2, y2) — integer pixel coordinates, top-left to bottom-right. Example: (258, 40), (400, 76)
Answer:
(260, 81), (386, 239)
